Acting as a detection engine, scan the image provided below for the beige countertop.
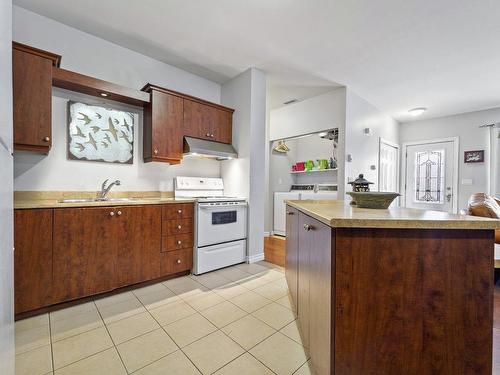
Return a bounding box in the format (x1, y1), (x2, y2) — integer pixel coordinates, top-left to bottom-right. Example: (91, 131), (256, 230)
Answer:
(14, 191), (195, 209)
(286, 200), (500, 230)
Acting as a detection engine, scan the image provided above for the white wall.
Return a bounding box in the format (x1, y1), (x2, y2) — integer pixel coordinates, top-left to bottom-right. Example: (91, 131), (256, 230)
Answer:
(0, 0), (15, 373)
(345, 89), (399, 194)
(221, 68), (267, 261)
(400, 107), (499, 209)
(13, 6), (222, 192)
(269, 88), (346, 141)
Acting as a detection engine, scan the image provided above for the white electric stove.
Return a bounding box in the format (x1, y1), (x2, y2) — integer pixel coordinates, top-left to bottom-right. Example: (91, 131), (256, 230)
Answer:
(174, 177), (247, 274)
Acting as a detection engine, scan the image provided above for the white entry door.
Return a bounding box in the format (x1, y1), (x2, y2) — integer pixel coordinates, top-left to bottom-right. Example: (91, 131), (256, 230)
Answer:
(379, 139), (399, 207)
(404, 139), (457, 212)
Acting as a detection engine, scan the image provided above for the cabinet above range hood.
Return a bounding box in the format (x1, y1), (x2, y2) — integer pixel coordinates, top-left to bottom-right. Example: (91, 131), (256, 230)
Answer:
(183, 136), (238, 160)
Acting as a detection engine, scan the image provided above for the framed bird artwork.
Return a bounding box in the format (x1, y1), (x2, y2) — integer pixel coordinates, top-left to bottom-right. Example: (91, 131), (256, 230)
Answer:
(67, 101), (134, 164)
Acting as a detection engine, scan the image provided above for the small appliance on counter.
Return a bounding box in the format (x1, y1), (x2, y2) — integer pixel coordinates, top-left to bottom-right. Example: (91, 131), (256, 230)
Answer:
(174, 177), (247, 275)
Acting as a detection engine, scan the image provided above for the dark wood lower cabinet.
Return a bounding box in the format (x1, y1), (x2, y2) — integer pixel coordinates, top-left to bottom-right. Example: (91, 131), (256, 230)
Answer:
(285, 207), (298, 312)
(286, 205), (494, 375)
(15, 203), (194, 316)
(14, 209), (53, 314)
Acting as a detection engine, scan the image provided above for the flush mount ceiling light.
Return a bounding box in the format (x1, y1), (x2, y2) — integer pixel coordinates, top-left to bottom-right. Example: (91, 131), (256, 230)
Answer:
(100, 92), (109, 97)
(408, 107), (427, 117)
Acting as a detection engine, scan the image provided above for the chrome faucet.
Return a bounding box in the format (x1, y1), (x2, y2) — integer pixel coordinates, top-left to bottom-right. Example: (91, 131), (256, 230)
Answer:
(98, 179), (121, 200)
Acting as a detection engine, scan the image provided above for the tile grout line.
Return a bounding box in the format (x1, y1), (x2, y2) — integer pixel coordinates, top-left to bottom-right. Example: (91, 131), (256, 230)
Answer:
(92, 300), (129, 374)
(48, 312), (56, 374)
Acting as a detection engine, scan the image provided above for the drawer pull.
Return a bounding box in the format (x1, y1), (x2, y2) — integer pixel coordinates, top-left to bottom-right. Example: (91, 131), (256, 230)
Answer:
(117, 210), (122, 216)
(303, 224), (313, 231)
(206, 133), (210, 137)
(286, 211), (294, 215)
(153, 149), (158, 155)
(43, 136), (50, 142)
(177, 209), (182, 214)
(109, 211), (115, 217)
(177, 225), (182, 230)
(177, 240), (182, 245)
(176, 259), (181, 264)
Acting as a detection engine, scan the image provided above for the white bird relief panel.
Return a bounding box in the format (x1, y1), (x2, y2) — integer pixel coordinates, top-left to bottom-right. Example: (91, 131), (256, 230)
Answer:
(68, 101), (134, 164)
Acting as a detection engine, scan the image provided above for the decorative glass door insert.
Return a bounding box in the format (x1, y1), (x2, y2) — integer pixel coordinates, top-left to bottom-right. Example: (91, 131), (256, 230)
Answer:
(414, 149), (445, 203)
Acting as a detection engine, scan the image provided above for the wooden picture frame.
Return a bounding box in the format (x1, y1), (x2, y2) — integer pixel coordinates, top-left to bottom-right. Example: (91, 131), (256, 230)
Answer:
(464, 150), (484, 163)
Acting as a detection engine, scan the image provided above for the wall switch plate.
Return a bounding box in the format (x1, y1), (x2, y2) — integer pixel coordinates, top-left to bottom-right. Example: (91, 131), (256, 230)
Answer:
(347, 154), (353, 162)
(461, 178), (473, 185)
(370, 165), (376, 170)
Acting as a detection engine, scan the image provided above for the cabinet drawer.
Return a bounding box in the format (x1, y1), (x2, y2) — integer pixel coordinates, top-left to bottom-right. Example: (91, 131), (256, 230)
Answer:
(160, 249), (192, 275)
(162, 204), (194, 220)
(162, 218), (193, 235)
(162, 234), (193, 252)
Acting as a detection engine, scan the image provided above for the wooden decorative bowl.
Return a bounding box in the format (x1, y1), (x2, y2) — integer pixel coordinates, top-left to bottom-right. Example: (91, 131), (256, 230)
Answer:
(347, 192), (401, 209)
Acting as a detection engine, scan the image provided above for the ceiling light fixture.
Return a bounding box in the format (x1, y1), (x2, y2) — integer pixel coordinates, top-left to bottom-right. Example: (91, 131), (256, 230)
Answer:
(100, 92), (109, 97)
(408, 107), (427, 117)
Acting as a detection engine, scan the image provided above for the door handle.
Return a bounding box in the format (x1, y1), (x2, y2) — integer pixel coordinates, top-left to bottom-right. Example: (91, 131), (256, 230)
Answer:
(446, 193), (452, 202)
(303, 224), (314, 231)
(286, 211), (294, 215)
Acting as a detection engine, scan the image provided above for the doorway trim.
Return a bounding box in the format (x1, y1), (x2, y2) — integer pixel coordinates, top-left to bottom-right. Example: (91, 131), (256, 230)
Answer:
(378, 138), (400, 192)
(402, 137), (459, 213)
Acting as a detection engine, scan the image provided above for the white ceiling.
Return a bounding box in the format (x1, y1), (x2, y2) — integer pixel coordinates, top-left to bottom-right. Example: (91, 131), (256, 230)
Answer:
(13, 0), (500, 121)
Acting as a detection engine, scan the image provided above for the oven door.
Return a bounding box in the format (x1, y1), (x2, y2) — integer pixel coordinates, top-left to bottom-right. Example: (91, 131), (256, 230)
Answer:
(197, 202), (247, 247)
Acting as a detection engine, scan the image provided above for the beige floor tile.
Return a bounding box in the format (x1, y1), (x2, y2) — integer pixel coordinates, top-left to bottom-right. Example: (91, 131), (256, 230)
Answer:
(214, 267), (253, 282)
(149, 299), (196, 326)
(190, 272), (231, 289)
(15, 344), (52, 375)
(106, 311), (160, 344)
(134, 350), (201, 375)
(15, 314), (49, 333)
(184, 291), (225, 311)
(237, 274), (275, 290)
(164, 278), (208, 298)
(54, 348), (126, 375)
(162, 275), (193, 287)
(183, 331), (245, 375)
(213, 282), (249, 300)
(272, 277), (289, 288)
(97, 297), (146, 324)
(164, 313), (217, 347)
(50, 302), (97, 322)
(52, 326), (113, 369)
(257, 261), (285, 273)
(250, 332), (308, 375)
(51, 308), (104, 342)
(200, 301), (247, 328)
(116, 328), (178, 373)
(275, 293), (295, 311)
(94, 291), (137, 308)
(133, 284), (180, 309)
(294, 359), (316, 375)
(280, 320), (303, 345)
(221, 315), (276, 350)
(235, 263), (270, 275)
(252, 302), (296, 330)
(214, 353), (274, 375)
(253, 282), (289, 301)
(229, 290), (272, 313)
(15, 324), (50, 355)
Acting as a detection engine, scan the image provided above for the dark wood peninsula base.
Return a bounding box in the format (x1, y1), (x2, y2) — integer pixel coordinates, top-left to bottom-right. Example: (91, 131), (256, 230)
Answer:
(285, 201), (498, 375)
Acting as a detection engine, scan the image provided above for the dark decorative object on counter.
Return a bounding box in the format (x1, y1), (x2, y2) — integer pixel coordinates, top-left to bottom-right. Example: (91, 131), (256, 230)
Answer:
(347, 191), (401, 209)
(464, 150), (484, 163)
(348, 174), (374, 192)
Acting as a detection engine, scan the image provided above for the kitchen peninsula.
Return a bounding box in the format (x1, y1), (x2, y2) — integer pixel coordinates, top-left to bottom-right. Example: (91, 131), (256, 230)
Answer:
(285, 200), (500, 375)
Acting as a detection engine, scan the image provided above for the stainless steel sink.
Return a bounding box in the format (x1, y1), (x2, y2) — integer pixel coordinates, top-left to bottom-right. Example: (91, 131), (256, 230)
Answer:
(58, 198), (138, 203)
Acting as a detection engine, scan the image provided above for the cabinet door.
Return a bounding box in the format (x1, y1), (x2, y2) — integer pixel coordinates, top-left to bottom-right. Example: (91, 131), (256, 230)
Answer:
(297, 212), (311, 349)
(211, 109), (232, 144)
(13, 49), (53, 152)
(285, 206), (299, 312)
(183, 99), (212, 140)
(14, 209), (53, 314)
(116, 206), (161, 286)
(53, 207), (118, 303)
(144, 90), (183, 164)
(308, 220), (333, 375)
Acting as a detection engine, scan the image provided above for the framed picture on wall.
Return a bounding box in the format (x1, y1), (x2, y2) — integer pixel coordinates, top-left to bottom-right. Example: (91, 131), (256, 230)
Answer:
(464, 150), (484, 163)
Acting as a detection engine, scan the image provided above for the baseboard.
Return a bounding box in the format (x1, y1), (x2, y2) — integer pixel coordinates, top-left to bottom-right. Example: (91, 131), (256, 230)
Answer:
(246, 252), (265, 263)
(264, 231), (271, 237)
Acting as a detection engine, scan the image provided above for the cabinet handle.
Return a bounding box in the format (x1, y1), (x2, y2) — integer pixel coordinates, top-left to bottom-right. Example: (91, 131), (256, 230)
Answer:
(206, 133), (210, 137)
(303, 224), (313, 231)
(176, 259), (181, 264)
(43, 136), (50, 142)
(177, 240), (182, 245)
(153, 149), (158, 155)
(177, 209), (182, 214)
(211, 134), (214, 138)
(286, 211), (294, 215)
(177, 225), (182, 229)
(109, 211), (115, 217)
(117, 210), (122, 216)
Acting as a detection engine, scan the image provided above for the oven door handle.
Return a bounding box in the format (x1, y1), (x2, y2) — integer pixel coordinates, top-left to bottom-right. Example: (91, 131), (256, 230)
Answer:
(198, 202), (248, 209)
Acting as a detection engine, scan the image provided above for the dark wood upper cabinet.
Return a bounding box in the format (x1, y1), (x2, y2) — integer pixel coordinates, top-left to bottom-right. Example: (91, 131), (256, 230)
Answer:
(183, 99), (232, 143)
(13, 42), (61, 153)
(143, 87), (184, 164)
(14, 209), (53, 314)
